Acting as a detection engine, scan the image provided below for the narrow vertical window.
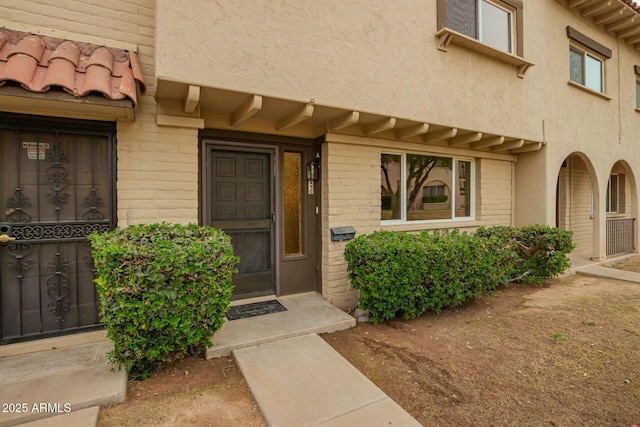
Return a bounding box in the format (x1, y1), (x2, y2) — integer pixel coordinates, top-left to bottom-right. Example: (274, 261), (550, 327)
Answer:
(479, 0), (513, 53)
(283, 151), (302, 255)
(636, 79), (640, 109)
(606, 174), (618, 214)
(455, 160), (472, 218)
(381, 154), (402, 220)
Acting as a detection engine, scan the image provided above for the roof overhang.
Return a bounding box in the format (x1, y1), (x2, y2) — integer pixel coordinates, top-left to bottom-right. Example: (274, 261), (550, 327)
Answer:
(558, 0), (640, 48)
(156, 77), (544, 155)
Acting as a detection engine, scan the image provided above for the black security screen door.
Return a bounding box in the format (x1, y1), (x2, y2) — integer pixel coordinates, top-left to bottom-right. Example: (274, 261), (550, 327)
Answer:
(0, 114), (115, 344)
(207, 147), (274, 299)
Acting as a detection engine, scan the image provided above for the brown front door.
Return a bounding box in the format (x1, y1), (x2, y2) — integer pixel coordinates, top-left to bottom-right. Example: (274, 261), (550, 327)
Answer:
(202, 136), (320, 300)
(0, 114), (115, 344)
(206, 147), (275, 299)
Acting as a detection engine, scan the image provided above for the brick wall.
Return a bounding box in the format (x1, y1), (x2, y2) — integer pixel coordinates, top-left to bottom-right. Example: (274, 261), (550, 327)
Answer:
(0, 0), (201, 226)
(321, 138), (515, 310)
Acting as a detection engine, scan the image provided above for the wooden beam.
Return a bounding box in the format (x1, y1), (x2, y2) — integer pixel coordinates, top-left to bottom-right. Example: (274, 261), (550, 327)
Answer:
(276, 103), (314, 130)
(364, 117), (396, 135)
(184, 85), (200, 114)
(581, 1), (611, 17)
(625, 33), (640, 45)
(424, 128), (457, 142)
(511, 142), (543, 154)
(606, 16), (636, 33)
(594, 8), (625, 26)
(231, 95), (262, 127)
(396, 123), (429, 139)
(327, 111), (359, 131)
(472, 136), (505, 149)
(492, 139), (524, 152)
(617, 22), (640, 38)
(448, 132), (482, 146)
(568, 0), (591, 7)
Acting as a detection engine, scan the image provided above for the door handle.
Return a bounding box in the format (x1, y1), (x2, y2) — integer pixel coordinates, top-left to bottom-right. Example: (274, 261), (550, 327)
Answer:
(0, 234), (16, 243)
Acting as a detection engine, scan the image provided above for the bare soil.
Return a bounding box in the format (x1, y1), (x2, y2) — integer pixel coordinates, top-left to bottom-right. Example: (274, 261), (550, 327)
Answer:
(98, 265), (640, 427)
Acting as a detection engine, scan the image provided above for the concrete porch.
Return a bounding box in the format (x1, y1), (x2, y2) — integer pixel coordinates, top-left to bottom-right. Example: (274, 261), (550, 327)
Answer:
(206, 292), (356, 359)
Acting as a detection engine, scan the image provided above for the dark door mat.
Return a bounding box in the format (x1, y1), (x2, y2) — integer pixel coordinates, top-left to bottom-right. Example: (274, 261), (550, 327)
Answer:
(226, 300), (288, 320)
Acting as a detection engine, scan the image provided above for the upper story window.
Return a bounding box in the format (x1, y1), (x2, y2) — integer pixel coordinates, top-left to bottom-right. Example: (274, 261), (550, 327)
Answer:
(566, 27), (612, 97)
(635, 66), (640, 110)
(439, 0), (522, 55)
(570, 47), (603, 93)
(436, 0), (532, 78)
(479, 0), (514, 53)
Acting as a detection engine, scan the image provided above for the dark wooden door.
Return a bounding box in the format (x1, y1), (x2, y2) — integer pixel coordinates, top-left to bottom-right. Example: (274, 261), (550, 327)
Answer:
(207, 148), (274, 299)
(0, 115), (115, 344)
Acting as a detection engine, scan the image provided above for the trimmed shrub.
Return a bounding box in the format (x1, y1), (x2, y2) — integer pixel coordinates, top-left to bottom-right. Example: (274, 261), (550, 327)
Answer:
(421, 195), (448, 203)
(89, 223), (239, 379)
(476, 225), (575, 285)
(344, 230), (511, 323)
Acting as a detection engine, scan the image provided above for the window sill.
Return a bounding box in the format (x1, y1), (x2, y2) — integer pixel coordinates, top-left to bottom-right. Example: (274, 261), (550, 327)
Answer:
(567, 81), (612, 101)
(635, 108), (640, 113)
(435, 27), (534, 78)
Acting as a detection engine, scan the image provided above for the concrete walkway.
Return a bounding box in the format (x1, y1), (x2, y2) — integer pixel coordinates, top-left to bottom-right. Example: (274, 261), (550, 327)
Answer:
(234, 333), (422, 427)
(0, 340), (126, 427)
(577, 263), (640, 283)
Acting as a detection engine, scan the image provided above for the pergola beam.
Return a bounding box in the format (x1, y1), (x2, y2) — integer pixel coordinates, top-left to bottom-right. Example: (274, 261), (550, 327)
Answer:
(327, 111), (359, 131)
(231, 95), (262, 127)
(448, 132), (482, 146)
(276, 103), (315, 130)
(492, 139), (524, 152)
(511, 142), (543, 153)
(472, 136), (505, 149)
(364, 117), (396, 134)
(424, 128), (457, 142)
(396, 123), (429, 139)
(184, 85), (200, 114)
(581, 1), (612, 17)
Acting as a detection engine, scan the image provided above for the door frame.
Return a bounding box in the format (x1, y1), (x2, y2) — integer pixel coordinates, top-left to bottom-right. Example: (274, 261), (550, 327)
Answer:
(199, 131), (322, 298)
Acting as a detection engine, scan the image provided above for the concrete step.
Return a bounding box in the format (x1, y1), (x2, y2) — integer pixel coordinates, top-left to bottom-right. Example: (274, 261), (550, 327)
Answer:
(16, 407), (99, 427)
(0, 341), (125, 427)
(206, 292), (356, 359)
(233, 334), (422, 426)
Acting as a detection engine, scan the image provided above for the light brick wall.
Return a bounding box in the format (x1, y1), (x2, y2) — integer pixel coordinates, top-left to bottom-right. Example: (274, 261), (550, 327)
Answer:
(321, 139), (515, 310)
(0, 0), (201, 227)
(477, 158), (513, 226)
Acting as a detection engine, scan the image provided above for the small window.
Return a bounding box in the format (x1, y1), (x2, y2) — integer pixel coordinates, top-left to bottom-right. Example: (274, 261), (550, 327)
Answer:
(636, 79), (640, 109)
(606, 174), (619, 214)
(479, 0), (514, 53)
(570, 46), (603, 93)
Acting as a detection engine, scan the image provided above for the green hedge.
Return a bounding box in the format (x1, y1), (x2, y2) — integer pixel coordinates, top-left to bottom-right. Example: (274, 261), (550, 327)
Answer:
(421, 195), (448, 203)
(476, 225), (575, 285)
(344, 225), (575, 323)
(89, 223), (239, 379)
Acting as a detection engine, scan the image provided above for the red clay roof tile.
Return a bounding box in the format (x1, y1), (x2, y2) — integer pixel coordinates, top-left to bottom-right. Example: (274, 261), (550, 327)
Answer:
(0, 29), (145, 108)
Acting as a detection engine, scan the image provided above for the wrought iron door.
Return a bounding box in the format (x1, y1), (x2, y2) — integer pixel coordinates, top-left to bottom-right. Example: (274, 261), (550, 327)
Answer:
(0, 115), (115, 344)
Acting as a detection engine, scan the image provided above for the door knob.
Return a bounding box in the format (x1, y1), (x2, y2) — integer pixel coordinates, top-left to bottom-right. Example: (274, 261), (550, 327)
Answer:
(0, 234), (16, 243)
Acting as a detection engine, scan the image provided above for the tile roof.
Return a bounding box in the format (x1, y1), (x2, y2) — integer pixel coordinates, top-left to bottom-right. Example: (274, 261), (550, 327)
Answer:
(0, 29), (145, 108)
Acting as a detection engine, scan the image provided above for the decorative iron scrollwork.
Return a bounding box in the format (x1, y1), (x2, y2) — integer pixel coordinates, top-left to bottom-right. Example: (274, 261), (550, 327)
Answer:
(45, 142), (70, 216)
(47, 247), (71, 322)
(6, 187), (32, 223)
(7, 243), (32, 281)
(9, 222), (111, 242)
(82, 188), (105, 220)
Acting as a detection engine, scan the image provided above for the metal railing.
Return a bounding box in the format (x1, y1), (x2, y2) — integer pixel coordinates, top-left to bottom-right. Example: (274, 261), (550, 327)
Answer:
(606, 217), (635, 256)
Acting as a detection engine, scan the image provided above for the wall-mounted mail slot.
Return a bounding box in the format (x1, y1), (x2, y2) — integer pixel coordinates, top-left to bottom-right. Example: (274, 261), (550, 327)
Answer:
(330, 226), (356, 242)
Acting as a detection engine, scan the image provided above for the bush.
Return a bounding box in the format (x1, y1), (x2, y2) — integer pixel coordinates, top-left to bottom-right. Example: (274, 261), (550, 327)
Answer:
(476, 225), (575, 285)
(344, 230), (511, 323)
(89, 223), (239, 379)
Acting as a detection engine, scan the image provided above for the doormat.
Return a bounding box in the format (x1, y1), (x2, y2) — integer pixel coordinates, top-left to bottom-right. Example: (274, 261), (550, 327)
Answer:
(226, 300), (287, 320)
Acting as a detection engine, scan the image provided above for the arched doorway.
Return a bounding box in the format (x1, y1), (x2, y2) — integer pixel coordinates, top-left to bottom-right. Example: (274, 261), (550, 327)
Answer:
(604, 160), (637, 256)
(556, 153), (599, 259)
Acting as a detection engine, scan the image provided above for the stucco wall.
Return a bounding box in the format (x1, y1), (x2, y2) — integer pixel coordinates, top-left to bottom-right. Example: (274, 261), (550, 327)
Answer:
(0, 0), (201, 226)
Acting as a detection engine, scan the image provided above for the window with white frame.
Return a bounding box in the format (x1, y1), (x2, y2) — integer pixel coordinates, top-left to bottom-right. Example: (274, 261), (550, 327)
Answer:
(566, 26), (611, 95)
(606, 174), (619, 214)
(380, 153), (473, 222)
(439, 0), (520, 55)
(570, 46), (603, 93)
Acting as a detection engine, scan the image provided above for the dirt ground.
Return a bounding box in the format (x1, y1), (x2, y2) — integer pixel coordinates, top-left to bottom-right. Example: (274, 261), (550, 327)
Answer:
(99, 262), (640, 427)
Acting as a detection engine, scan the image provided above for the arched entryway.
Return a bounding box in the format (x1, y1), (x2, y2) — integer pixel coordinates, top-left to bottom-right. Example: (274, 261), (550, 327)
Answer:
(604, 160), (638, 256)
(556, 153), (599, 259)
